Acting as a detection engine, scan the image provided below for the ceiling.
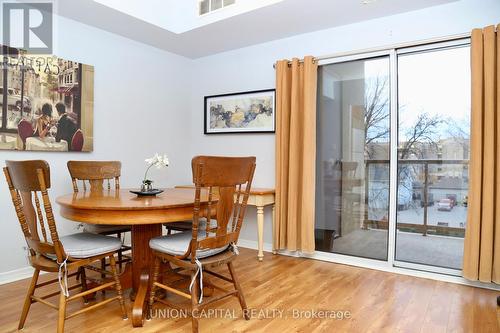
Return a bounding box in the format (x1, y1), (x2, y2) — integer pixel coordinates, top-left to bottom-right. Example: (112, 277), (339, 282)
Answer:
(55, 0), (458, 59)
(91, 0), (286, 34)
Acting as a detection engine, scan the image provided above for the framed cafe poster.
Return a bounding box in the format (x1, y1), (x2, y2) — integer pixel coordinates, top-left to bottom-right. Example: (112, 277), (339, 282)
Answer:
(0, 45), (94, 152)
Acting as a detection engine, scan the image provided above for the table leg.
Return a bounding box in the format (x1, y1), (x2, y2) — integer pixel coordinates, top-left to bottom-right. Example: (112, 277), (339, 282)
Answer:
(130, 224), (162, 327)
(132, 269), (149, 327)
(257, 206), (264, 261)
(118, 262), (132, 290)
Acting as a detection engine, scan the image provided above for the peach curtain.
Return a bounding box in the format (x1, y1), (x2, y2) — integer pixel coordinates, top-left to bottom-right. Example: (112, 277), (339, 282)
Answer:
(274, 56), (318, 253)
(463, 25), (500, 284)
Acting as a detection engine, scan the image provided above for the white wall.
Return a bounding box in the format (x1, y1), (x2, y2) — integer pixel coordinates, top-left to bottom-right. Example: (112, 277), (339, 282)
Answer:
(0, 15), (194, 279)
(189, 0), (500, 248)
(2, 0), (500, 281)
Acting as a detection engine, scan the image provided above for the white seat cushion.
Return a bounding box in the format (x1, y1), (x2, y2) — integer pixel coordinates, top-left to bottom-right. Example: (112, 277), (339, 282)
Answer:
(60, 232), (122, 259)
(149, 231), (228, 259)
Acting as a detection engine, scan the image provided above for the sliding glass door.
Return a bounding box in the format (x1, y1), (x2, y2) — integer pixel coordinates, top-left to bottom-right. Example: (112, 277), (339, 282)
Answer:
(395, 44), (470, 271)
(315, 54), (390, 260)
(315, 40), (471, 274)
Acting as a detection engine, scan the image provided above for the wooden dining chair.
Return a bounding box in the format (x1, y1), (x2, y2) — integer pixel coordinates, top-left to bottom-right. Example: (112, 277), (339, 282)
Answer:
(3, 160), (127, 333)
(147, 156), (256, 333)
(67, 160), (131, 272)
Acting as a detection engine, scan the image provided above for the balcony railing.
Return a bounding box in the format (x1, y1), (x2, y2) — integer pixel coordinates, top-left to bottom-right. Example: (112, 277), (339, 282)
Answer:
(364, 159), (469, 237)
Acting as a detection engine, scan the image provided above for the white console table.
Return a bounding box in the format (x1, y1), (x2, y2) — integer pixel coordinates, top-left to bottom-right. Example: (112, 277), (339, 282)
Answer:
(175, 185), (275, 261)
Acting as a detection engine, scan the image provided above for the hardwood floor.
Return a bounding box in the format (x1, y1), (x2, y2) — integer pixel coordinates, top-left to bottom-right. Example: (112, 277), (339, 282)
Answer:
(0, 248), (498, 333)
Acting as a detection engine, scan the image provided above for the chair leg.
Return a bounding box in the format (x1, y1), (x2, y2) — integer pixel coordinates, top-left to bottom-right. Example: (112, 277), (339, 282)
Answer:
(118, 250), (123, 272)
(228, 262), (249, 320)
(79, 267), (89, 304)
(117, 233), (123, 271)
(109, 255), (128, 319)
(18, 268), (40, 330)
(190, 271), (200, 333)
(101, 258), (106, 295)
(147, 256), (161, 320)
(57, 291), (67, 333)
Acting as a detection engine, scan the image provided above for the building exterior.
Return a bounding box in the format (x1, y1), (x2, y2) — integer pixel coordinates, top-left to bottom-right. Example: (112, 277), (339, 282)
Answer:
(57, 60), (80, 114)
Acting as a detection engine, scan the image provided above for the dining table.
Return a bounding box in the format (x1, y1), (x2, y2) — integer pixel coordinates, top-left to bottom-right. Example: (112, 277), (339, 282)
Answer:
(56, 187), (214, 327)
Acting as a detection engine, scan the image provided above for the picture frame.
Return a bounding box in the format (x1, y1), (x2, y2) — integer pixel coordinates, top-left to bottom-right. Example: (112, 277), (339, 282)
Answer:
(204, 89), (276, 134)
(0, 47), (94, 152)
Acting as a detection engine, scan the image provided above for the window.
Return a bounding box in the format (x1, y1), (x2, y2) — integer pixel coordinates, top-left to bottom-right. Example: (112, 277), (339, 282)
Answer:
(0, 53), (33, 130)
(199, 0), (236, 15)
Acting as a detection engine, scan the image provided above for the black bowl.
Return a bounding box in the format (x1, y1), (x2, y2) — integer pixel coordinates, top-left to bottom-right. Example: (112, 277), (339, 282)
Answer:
(130, 189), (164, 196)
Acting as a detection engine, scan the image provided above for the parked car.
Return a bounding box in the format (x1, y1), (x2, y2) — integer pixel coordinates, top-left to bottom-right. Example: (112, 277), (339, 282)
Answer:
(446, 194), (457, 206)
(14, 93), (31, 112)
(0, 87), (31, 111)
(437, 198), (453, 211)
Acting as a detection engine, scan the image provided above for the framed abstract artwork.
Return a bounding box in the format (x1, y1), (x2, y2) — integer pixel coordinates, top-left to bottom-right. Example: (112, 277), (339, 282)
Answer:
(0, 45), (94, 152)
(204, 89), (275, 134)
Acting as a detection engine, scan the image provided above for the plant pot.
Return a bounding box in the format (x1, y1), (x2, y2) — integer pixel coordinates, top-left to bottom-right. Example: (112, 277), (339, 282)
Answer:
(141, 183), (153, 192)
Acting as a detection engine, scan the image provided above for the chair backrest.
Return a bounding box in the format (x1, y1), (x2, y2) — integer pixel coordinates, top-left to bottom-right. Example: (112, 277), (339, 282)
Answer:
(3, 160), (66, 262)
(184, 156), (256, 262)
(17, 119), (33, 149)
(71, 129), (84, 151)
(67, 160), (121, 192)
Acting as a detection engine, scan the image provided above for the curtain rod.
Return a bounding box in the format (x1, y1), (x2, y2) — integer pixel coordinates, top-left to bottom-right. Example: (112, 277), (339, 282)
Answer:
(272, 32), (471, 69)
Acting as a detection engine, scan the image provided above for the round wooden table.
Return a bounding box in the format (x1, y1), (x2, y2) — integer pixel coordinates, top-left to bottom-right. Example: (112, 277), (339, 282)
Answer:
(56, 188), (212, 326)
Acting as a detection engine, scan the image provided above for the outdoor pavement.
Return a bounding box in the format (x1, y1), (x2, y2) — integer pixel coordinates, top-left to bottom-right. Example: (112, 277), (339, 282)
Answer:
(329, 229), (464, 270)
(397, 205), (467, 228)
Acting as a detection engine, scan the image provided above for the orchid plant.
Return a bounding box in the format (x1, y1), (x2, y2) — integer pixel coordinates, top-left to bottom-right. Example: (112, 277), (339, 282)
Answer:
(142, 153), (169, 190)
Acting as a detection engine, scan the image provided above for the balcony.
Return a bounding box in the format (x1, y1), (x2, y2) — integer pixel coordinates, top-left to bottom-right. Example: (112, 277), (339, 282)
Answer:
(316, 159), (468, 270)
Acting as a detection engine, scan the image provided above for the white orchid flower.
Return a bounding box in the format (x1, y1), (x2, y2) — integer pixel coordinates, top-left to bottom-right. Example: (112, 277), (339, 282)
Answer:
(143, 153), (169, 182)
(154, 154), (169, 169)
